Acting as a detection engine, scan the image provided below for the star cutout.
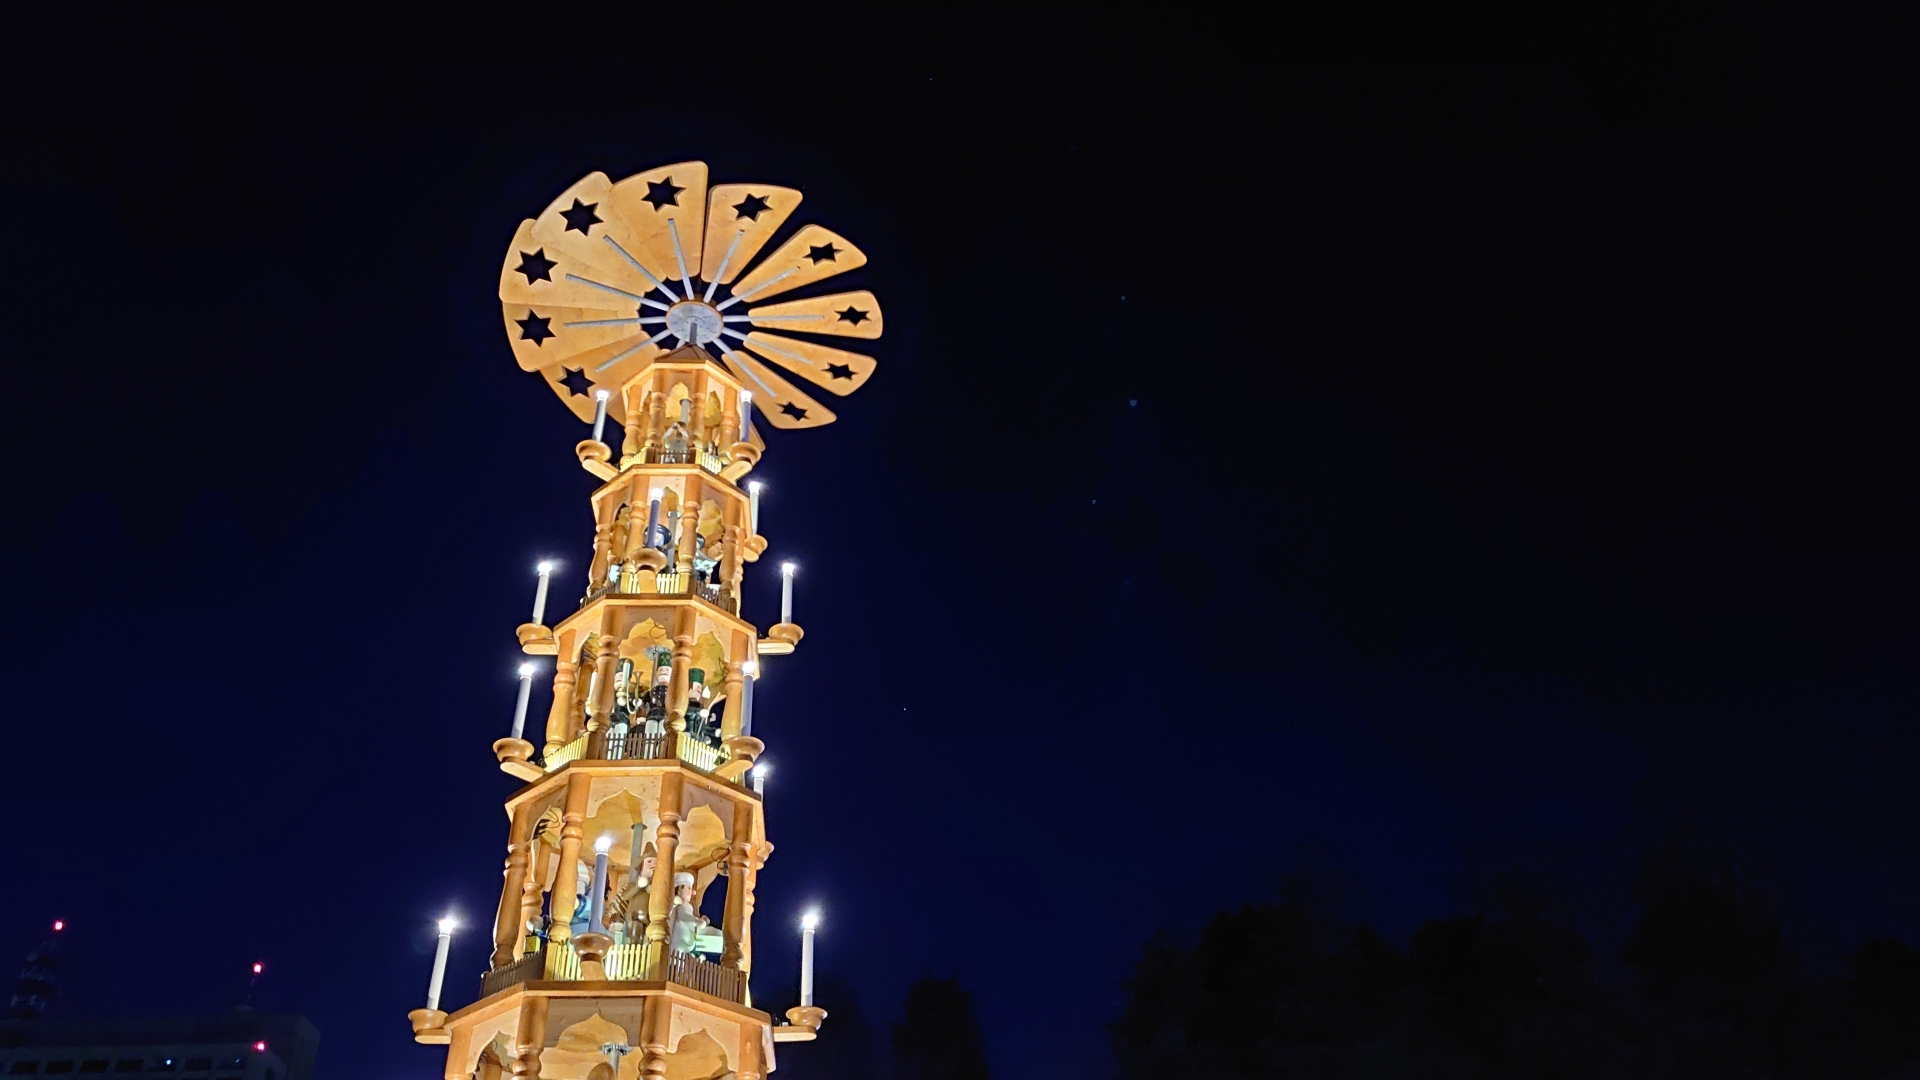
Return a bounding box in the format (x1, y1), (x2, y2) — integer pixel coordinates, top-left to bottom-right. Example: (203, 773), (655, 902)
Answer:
(825, 363), (855, 381)
(558, 368), (593, 397)
(779, 401), (809, 421)
(806, 243), (841, 264)
(643, 178), (685, 211)
(733, 193), (772, 221)
(560, 199), (601, 234)
(515, 248), (555, 284)
(516, 312), (554, 345)
(834, 306), (869, 325)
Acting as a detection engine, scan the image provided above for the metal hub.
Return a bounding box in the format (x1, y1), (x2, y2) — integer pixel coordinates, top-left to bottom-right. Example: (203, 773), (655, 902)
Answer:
(665, 301), (723, 346)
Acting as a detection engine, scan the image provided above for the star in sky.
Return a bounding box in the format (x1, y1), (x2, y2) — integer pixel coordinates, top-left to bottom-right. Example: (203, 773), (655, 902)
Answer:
(558, 367), (593, 396)
(779, 401), (809, 421)
(516, 312), (554, 345)
(516, 248), (556, 284)
(806, 243), (840, 264)
(834, 306), (869, 325)
(644, 178), (685, 210)
(733, 193), (771, 221)
(560, 199), (601, 234)
(826, 363), (855, 381)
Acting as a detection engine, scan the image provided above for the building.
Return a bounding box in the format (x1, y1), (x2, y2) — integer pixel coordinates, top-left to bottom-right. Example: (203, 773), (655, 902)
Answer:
(0, 1015), (318, 1079)
(408, 160), (879, 1077)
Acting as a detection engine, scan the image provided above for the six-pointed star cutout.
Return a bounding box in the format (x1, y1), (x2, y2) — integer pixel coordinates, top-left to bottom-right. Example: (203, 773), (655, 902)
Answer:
(834, 306), (869, 325)
(733, 193), (772, 221)
(560, 199), (602, 234)
(517, 312), (555, 345)
(779, 401), (810, 420)
(644, 178), (685, 211)
(825, 363), (855, 381)
(558, 368), (594, 397)
(516, 248), (556, 284)
(806, 243), (841, 264)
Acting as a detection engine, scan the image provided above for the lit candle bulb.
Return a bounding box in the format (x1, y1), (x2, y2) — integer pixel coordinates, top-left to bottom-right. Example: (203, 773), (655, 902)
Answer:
(800, 909), (820, 1006)
(779, 562), (796, 623)
(588, 836), (613, 934)
(751, 761), (768, 797)
(739, 391), (753, 439)
(532, 560), (554, 625)
(510, 662), (536, 740)
(426, 916), (456, 1012)
(739, 660), (758, 737)
(591, 388), (611, 444)
(747, 481), (763, 535)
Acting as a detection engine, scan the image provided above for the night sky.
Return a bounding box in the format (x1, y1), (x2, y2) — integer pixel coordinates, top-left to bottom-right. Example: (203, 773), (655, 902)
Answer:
(3, 7), (1916, 1078)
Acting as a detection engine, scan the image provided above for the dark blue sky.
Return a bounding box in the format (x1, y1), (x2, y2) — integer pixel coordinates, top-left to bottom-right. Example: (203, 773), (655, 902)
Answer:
(2, 7), (1916, 1078)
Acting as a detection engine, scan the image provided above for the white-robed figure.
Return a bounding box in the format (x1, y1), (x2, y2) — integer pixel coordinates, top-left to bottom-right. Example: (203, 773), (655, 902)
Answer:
(667, 871), (710, 953)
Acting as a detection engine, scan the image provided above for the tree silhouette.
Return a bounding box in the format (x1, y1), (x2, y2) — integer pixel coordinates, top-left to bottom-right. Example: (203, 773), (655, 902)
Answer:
(892, 975), (991, 1080)
(1111, 844), (1920, 1078)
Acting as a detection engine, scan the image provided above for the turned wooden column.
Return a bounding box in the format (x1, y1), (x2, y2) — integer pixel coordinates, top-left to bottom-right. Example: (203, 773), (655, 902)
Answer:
(547, 772), (592, 944)
(675, 495), (701, 575)
(646, 386), (667, 455)
(619, 478), (651, 571)
(587, 626), (619, 738)
(720, 800), (753, 967)
(643, 771), (684, 972)
(492, 801), (537, 969)
(542, 657), (577, 757)
(518, 836), (546, 958)
(622, 385), (645, 464)
(638, 994), (671, 1080)
(720, 657), (746, 741)
(666, 607), (696, 734)
(510, 994), (548, 1079)
(742, 841), (769, 978)
(735, 1026), (767, 1080)
(588, 519), (614, 590)
(720, 524), (743, 607)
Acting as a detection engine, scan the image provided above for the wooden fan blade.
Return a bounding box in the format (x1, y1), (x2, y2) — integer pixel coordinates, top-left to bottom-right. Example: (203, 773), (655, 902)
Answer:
(720, 349), (838, 429)
(699, 185), (802, 287)
(725, 225), (866, 305)
(739, 332), (876, 396)
(524, 175), (667, 297)
(500, 219), (664, 320)
(536, 362), (630, 426)
(745, 290), (882, 340)
(502, 304), (665, 371)
(606, 162), (710, 291)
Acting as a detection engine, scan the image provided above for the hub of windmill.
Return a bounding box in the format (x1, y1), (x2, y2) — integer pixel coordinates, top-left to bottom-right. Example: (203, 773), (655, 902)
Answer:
(665, 301), (723, 345)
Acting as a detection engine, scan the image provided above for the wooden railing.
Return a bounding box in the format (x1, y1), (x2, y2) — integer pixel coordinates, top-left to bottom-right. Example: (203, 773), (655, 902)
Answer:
(596, 566), (737, 614)
(668, 949), (745, 1002)
(638, 446), (728, 473)
(536, 941), (744, 1003)
(480, 948), (545, 998)
(544, 728), (734, 780)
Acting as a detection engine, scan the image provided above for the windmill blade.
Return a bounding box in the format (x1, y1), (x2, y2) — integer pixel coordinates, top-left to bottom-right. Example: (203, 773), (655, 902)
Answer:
(524, 174), (676, 305)
(536, 362), (631, 426)
(743, 290), (882, 340)
(606, 162), (710, 296)
(699, 185), (802, 290)
(502, 304), (668, 371)
(500, 218), (672, 324)
(720, 349), (838, 429)
(735, 331), (876, 396)
(723, 225), (866, 306)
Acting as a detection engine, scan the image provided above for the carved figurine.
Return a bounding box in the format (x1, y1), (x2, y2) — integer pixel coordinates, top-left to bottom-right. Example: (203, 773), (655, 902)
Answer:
(667, 871), (708, 953)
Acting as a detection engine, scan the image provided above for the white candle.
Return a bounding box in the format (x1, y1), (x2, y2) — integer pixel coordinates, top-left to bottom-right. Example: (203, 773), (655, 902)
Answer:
(751, 762), (768, 797)
(739, 661), (757, 737)
(426, 916), (455, 1011)
(588, 837), (612, 934)
(747, 481), (763, 534)
(645, 489), (663, 549)
(532, 561), (554, 624)
(779, 562), (795, 623)
(591, 389), (611, 443)
(738, 391), (753, 439)
(510, 663), (536, 740)
(800, 910), (819, 1006)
